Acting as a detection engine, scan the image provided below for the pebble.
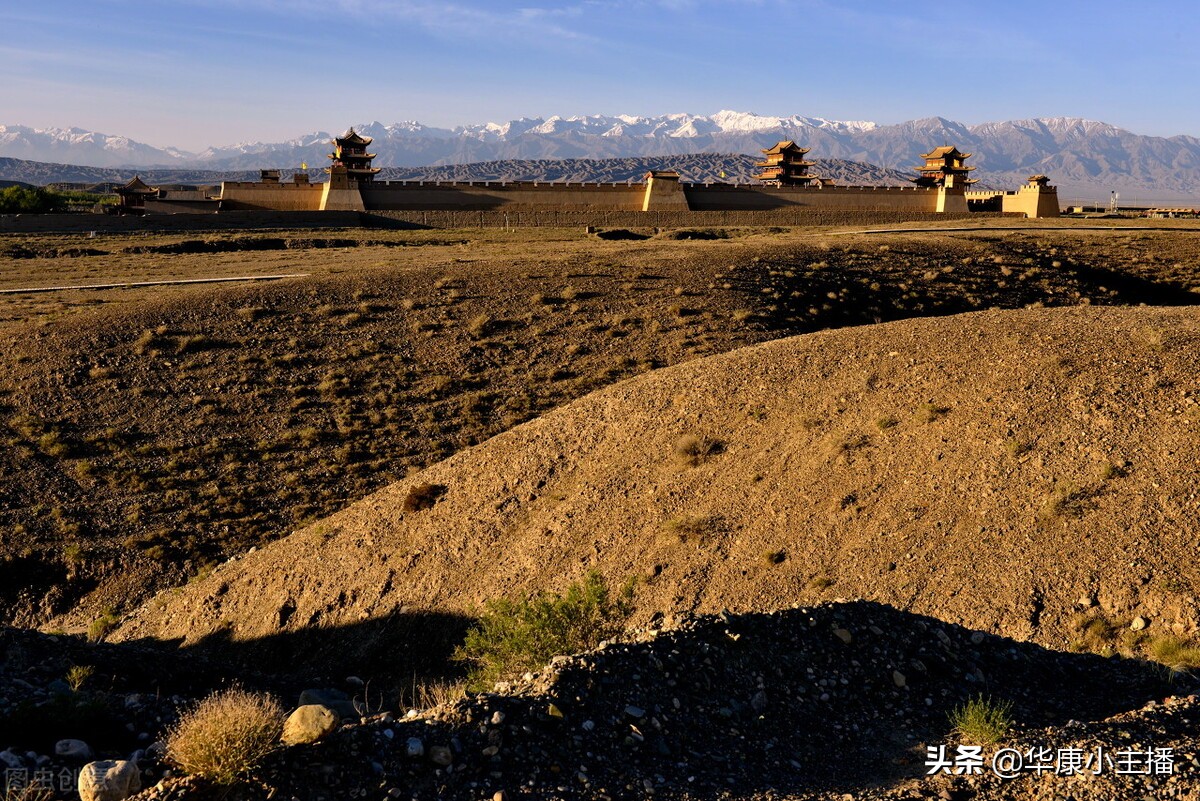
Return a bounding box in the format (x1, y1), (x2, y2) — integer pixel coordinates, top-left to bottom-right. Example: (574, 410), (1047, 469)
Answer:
(428, 745), (453, 766)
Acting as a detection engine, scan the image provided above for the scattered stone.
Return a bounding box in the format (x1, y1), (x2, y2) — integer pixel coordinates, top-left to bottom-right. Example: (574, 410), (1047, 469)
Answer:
(624, 704), (646, 718)
(405, 737), (424, 758)
(428, 745), (453, 766)
(1131, 616), (1149, 631)
(892, 671), (906, 688)
(78, 758), (141, 801)
(833, 628), (852, 644)
(55, 739), (93, 760)
(282, 704), (340, 746)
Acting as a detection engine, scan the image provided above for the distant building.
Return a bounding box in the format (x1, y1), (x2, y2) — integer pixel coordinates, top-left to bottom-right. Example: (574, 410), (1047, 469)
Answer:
(114, 176), (158, 214)
(111, 175), (220, 215)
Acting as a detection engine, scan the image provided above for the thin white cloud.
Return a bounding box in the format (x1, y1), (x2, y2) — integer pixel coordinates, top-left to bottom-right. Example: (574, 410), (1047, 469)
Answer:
(180, 0), (601, 45)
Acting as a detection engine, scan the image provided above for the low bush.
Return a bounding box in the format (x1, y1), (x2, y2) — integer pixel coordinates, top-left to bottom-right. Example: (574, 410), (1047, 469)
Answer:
(164, 687), (283, 785)
(949, 695), (1013, 744)
(455, 571), (634, 690)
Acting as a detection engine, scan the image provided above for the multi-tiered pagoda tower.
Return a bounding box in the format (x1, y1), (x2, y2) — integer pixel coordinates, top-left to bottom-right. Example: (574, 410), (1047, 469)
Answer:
(327, 128), (381, 185)
(911, 146), (978, 188)
(753, 141), (819, 187)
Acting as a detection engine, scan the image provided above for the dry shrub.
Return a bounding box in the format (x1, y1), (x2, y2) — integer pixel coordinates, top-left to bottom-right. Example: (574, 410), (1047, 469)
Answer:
(399, 676), (466, 711)
(165, 687), (283, 785)
(673, 434), (723, 467)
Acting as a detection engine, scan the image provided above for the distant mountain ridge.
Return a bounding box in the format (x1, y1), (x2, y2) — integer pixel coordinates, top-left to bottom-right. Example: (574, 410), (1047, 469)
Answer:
(3, 111), (1200, 202)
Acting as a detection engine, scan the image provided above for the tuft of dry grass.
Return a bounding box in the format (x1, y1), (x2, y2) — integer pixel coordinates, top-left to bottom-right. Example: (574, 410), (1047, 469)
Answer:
(65, 664), (94, 692)
(398, 676), (466, 711)
(806, 575), (835, 591)
(673, 434), (723, 467)
(165, 687), (283, 785)
(658, 515), (720, 546)
(1149, 636), (1200, 673)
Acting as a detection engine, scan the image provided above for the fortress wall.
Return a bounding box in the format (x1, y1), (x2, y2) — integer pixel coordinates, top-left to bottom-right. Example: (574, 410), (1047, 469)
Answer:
(361, 181), (645, 211)
(362, 209), (1009, 230)
(966, 187), (1061, 218)
(220, 182), (324, 211)
(0, 210), (363, 234)
(683, 184), (944, 212)
(143, 199), (221, 215)
(361, 181), (946, 213)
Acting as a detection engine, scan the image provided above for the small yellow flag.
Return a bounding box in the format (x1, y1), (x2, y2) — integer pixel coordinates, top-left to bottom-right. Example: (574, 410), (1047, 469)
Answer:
(301, 162), (308, 170)
(719, 170), (726, 178)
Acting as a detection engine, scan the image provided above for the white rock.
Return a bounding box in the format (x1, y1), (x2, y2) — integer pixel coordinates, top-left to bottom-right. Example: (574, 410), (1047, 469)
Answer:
(1131, 616), (1149, 631)
(55, 739), (93, 760)
(0, 750), (22, 769)
(78, 758), (141, 801)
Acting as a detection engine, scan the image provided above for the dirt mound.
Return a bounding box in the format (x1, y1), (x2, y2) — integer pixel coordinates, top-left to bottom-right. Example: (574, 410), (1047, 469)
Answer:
(114, 305), (1200, 662)
(8, 228), (1200, 629)
(131, 602), (1196, 801)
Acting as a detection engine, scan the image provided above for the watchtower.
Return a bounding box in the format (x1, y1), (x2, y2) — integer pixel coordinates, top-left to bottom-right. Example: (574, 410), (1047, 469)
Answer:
(753, 141), (819, 187)
(911, 146), (977, 188)
(327, 128), (381, 186)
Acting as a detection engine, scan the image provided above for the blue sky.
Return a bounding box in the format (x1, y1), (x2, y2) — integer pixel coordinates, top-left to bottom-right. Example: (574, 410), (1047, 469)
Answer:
(2, 0), (1198, 150)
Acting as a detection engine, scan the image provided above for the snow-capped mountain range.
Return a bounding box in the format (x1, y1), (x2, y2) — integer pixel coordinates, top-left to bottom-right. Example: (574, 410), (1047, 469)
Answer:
(3, 112), (1199, 200)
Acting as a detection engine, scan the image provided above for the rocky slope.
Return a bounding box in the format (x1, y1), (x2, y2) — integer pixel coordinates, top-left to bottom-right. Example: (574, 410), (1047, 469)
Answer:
(6, 603), (1196, 801)
(112, 305), (1200, 667)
